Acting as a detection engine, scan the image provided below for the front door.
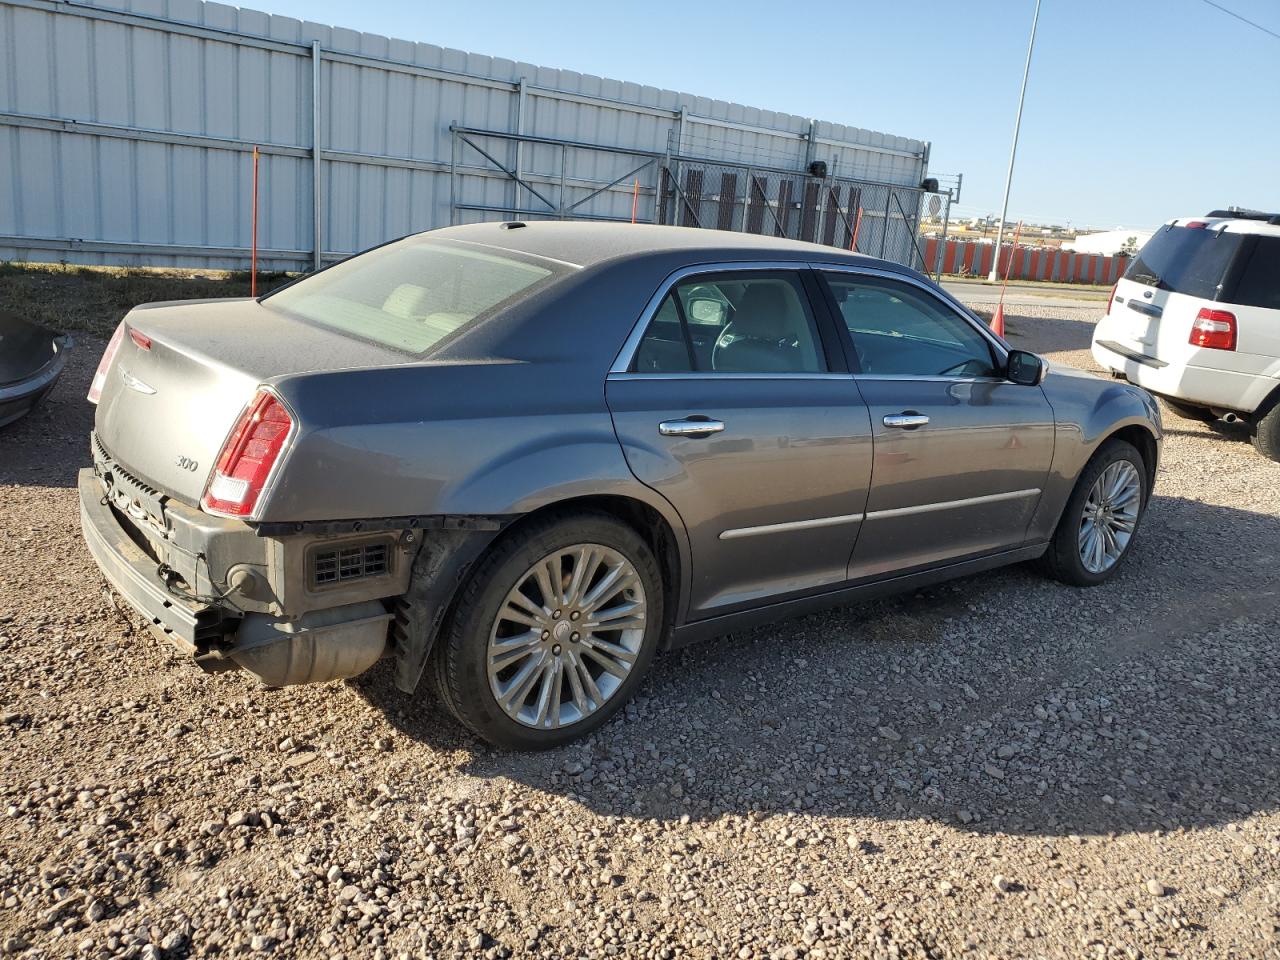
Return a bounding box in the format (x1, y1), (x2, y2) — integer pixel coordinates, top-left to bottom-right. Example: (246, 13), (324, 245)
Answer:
(817, 269), (1056, 579)
(606, 267), (873, 618)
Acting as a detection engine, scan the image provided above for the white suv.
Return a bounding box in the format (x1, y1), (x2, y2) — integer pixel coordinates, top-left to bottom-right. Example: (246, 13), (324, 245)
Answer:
(1092, 210), (1280, 462)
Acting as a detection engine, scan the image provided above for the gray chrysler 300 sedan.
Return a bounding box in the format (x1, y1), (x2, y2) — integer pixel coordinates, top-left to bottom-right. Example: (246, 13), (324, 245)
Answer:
(80, 223), (1162, 748)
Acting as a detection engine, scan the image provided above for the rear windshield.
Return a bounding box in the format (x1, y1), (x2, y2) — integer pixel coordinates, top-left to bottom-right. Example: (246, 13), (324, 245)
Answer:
(1125, 225), (1243, 300)
(264, 239), (558, 353)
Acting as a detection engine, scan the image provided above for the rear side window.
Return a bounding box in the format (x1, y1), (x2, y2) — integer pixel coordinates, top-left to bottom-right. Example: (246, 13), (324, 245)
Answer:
(630, 272), (826, 374)
(264, 239), (557, 353)
(1125, 226), (1243, 300)
(1231, 237), (1280, 311)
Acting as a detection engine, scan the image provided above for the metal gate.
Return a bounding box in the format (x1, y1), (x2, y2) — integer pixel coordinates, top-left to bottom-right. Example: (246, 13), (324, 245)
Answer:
(657, 158), (922, 264)
(449, 126), (954, 273)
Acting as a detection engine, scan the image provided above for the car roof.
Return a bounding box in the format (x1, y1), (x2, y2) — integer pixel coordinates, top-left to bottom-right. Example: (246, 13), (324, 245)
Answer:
(427, 220), (906, 272)
(1167, 215), (1280, 237)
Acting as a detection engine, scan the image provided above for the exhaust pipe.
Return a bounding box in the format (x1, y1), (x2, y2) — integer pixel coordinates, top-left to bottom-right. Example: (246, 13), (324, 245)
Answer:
(1222, 412), (1244, 424)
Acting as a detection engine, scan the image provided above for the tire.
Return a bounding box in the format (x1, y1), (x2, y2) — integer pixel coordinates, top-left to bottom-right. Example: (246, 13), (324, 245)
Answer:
(429, 511), (664, 750)
(1162, 398), (1217, 424)
(1252, 402), (1280, 463)
(1038, 439), (1146, 587)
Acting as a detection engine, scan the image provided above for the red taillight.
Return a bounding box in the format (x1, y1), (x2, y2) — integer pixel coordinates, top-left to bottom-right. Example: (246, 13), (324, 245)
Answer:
(129, 328), (152, 350)
(1185, 220), (1208, 229)
(1189, 308), (1237, 351)
(87, 322), (126, 404)
(1106, 283), (1118, 315)
(201, 390), (294, 518)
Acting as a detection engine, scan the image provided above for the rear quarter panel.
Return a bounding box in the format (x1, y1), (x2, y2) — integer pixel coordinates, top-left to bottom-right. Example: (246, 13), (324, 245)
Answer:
(263, 360), (664, 520)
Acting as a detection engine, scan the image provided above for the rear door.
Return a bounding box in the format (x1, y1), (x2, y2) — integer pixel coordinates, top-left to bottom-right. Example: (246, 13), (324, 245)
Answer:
(606, 264), (874, 619)
(817, 268), (1055, 579)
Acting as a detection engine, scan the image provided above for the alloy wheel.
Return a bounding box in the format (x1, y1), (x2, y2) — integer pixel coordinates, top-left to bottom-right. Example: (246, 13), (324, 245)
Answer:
(1078, 460), (1141, 574)
(485, 543), (647, 729)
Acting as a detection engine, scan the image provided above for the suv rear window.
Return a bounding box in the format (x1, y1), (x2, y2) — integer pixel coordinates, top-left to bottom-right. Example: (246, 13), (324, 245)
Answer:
(264, 239), (558, 353)
(1125, 225), (1243, 300)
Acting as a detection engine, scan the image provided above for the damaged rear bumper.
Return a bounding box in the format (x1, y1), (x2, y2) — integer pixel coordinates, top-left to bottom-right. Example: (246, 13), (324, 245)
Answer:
(78, 465), (395, 684)
(79, 467), (227, 654)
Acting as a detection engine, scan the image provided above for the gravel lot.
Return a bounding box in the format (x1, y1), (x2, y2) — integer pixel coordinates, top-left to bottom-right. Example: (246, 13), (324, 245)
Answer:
(3, 296), (1280, 960)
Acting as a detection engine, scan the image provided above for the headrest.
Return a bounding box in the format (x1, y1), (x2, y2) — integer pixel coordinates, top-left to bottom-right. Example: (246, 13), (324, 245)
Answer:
(731, 284), (790, 339)
(383, 284), (432, 319)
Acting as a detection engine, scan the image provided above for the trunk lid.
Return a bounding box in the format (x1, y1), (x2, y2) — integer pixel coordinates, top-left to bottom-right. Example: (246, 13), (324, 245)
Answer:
(1108, 279), (1205, 358)
(94, 298), (411, 505)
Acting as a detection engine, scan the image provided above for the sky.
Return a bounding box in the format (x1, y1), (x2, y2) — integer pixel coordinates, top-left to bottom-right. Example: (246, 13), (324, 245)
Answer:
(242, 0), (1280, 232)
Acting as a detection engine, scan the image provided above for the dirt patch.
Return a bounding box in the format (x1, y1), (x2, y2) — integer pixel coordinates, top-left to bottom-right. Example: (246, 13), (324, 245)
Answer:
(0, 263), (290, 339)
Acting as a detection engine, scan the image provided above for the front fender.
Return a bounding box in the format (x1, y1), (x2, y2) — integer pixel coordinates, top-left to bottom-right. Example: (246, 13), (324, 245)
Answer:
(1027, 368), (1163, 542)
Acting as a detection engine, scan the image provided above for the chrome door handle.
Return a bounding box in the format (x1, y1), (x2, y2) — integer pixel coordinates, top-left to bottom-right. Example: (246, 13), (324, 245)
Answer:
(883, 413), (930, 429)
(659, 418), (725, 437)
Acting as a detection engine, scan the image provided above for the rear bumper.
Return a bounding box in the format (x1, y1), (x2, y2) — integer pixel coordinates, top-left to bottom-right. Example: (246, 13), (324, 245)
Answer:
(1091, 340), (1275, 413)
(78, 467), (227, 653)
(79, 466), (392, 683)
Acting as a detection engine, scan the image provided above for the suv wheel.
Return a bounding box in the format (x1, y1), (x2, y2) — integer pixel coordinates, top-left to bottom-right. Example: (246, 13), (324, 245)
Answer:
(1038, 439), (1146, 587)
(1253, 402), (1280, 463)
(430, 512), (664, 750)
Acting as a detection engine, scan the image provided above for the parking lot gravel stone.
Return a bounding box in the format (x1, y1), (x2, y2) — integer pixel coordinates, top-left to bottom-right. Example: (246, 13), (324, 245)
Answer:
(3, 297), (1280, 958)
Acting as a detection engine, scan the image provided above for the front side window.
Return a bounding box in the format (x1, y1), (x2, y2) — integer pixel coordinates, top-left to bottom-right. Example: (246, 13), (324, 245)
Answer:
(824, 273), (998, 378)
(264, 238), (558, 353)
(631, 272), (826, 374)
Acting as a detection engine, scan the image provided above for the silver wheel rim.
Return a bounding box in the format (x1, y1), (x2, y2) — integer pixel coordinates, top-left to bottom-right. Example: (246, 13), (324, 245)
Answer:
(1078, 460), (1141, 574)
(486, 543), (647, 730)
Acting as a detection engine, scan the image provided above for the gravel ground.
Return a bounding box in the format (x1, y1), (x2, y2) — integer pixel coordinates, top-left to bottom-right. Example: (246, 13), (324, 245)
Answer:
(3, 299), (1280, 960)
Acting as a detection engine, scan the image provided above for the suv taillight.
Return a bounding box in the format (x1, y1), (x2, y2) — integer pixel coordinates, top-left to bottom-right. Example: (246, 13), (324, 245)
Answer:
(87, 322), (126, 404)
(1189, 308), (1237, 351)
(1106, 283), (1118, 315)
(201, 389), (294, 518)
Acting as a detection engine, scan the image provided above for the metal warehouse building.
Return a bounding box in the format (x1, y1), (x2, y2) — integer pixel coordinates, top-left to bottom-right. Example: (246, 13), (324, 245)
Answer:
(0, 0), (946, 271)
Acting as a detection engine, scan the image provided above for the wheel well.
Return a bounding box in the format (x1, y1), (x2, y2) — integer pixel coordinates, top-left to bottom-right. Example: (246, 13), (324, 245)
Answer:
(1252, 381), (1280, 426)
(1105, 425), (1158, 502)
(496, 495), (684, 635)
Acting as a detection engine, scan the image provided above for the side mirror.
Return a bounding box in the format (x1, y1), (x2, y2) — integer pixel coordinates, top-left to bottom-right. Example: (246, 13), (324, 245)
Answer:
(1006, 349), (1046, 386)
(687, 297), (727, 326)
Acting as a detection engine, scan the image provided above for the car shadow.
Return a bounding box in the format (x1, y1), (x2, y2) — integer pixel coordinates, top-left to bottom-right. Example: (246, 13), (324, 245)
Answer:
(356, 493), (1280, 840)
(1162, 420), (1252, 446)
(0, 336), (98, 489)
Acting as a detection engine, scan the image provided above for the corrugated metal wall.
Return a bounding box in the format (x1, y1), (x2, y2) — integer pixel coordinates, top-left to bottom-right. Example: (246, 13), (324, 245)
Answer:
(0, 0), (931, 270)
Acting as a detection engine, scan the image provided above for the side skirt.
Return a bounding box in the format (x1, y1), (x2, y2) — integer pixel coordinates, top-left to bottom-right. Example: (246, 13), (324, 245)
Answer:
(668, 543), (1048, 649)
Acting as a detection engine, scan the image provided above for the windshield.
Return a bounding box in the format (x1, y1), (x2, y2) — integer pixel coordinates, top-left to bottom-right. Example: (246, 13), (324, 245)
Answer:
(264, 239), (558, 353)
(1125, 225), (1242, 300)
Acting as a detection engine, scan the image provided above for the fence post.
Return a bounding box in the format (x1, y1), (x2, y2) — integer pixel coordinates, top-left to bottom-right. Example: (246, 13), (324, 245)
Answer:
(311, 40), (323, 272)
(251, 145), (259, 296)
(879, 189), (892, 258)
(935, 195), (951, 281)
(514, 77), (527, 216)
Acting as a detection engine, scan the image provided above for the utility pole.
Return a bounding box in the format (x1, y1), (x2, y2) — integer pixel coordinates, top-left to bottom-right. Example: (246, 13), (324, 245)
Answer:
(988, 0), (1042, 282)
